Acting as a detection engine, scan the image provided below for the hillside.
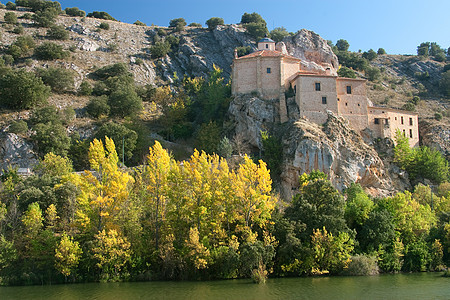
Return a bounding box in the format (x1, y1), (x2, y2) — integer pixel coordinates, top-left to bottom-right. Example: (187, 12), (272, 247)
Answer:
(0, 6), (448, 186)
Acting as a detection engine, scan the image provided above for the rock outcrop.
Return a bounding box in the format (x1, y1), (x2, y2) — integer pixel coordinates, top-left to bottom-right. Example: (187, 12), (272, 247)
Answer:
(283, 29), (339, 74)
(420, 120), (450, 159)
(0, 133), (38, 171)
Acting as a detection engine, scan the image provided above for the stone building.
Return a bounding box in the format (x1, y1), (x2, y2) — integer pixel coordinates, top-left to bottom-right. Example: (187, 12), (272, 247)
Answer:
(231, 38), (419, 147)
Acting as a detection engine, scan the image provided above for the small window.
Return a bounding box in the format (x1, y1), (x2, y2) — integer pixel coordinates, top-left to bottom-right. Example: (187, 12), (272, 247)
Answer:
(374, 118), (380, 124)
(315, 82), (321, 91)
(338, 98), (340, 101)
(267, 68), (271, 74)
(346, 86), (352, 94)
(401, 116), (404, 125)
(345, 103), (348, 106)
(409, 118), (413, 126)
(409, 129), (413, 138)
(358, 103), (360, 106)
(322, 96), (327, 104)
(385, 119), (389, 125)
(265, 44), (268, 49)
(294, 85), (297, 94)
(395, 117), (397, 120)
(403, 129), (406, 135)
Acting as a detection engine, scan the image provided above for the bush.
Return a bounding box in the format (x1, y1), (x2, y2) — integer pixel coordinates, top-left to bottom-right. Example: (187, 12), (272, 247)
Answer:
(4, 11), (18, 24)
(32, 7), (59, 27)
(343, 255), (379, 276)
(440, 70), (450, 97)
(244, 22), (268, 41)
(366, 67), (381, 82)
(108, 86), (142, 117)
(188, 22), (202, 28)
(236, 46), (251, 57)
(78, 80), (93, 96)
(3, 54), (14, 65)
(46, 25), (69, 40)
(133, 20), (146, 26)
(8, 35), (36, 59)
(435, 112), (443, 121)
(30, 105), (61, 125)
(270, 27), (290, 43)
(433, 52), (446, 62)
(36, 67), (75, 93)
(377, 48), (386, 55)
(34, 42), (68, 60)
(402, 102), (416, 111)
(95, 122), (138, 160)
(337, 66), (356, 78)
(150, 41), (171, 59)
(206, 17), (224, 31)
(87, 11), (116, 21)
(32, 122), (70, 157)
(21, 13), (33, 19)
(411, 96), (421, 105)
(5, 1), (16, 10)
(169, 18), (186, 32)
(336, 39), (350, 51)
(99, 22), (110, 30)
(13, 25), (24, 34)
(0, 69), (51, 109)
(92, 63), (130, 80)
(362, 49), (377, 61)
(9, 120), (28, 135)
(240, 12), (266, 25)
(64, 7), (86, 17)
(86, 95), (110, 118)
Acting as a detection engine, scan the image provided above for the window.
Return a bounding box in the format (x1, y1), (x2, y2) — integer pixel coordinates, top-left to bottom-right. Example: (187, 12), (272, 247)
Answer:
(385, 119), (389, 125)
(409, 118), (413, 126)
(266, 44), (268, 49)
(345, 103), (348, 106)
(346, 85), (352, 94)
(267, 68), (271, 74)
(401, 116), (404, 124)
(403, 129), (406, 135)
(315, 82), (321, 91)
(374, 118), (380, 124)
(322, 96), (327, 104)
(409, 129), (413, 138)
(294, 85), (296, 94)
(358, 103), (360, 106)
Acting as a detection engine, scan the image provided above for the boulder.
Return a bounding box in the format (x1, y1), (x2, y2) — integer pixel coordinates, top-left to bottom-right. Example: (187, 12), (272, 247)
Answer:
(0, 133), (38, 171)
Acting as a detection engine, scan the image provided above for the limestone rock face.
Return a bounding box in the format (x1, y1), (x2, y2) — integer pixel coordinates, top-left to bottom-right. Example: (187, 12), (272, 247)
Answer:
(228, 96), (407, 199)
(283, 29), (339, 74)
(420, 121), (450, 159)
(0, 133), (38, 171)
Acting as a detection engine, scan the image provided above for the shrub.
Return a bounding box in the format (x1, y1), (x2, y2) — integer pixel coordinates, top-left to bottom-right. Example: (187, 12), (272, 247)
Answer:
(337, 66), (356, 78)
(435, 112), (443, 121)
(107, 86), (142, 117)
(4, 11), (18, 24)
(99, 22), (110, 30)
(440, 70), (450, 97)
(78, 80), (93, 96)
(92, 63), (130, 80)
(336, 39), (350, 51)
(0, 69), (51, 109)
(9, 35), (36, 58)
(13, 25), (24, 34)
(87, 11), (116, 21)
(244, 22), (268, 41)
(30, 105), (61, 125)
(189, 22), (202, 28)
(169, 18), (186, 32)
(366, 67), (381, 82)
(362, 49), (377, 61)
(377, 48), (386, 55)
(21, 13), (33, 20)
(9, 120), (28, 135)
(236, 46), (251, 57)
(36, 67), (75, 93)
(270, 27), (290, 43)
(240, 12), (266, 25)
(3, 54), (14, 65)
(433, 52), (446, 62)
(34, 42), (68, 60)
(411, 96), (421, 105)
(86, 95), (110, 118)
(343, 255), (379, 276)
(32, 122), (70, 157)
(95, 122), (138, 160)
(402, 102), (416, 111)
(206, 17), (224, 31)
(133, 20), (146, 26)
(5, 1), (16, 10)
(166, 35), (180, 49)
(46, 25), (69, 40)
(64, 7), (86, 17)
(150, 41), (171, 59)
(32, 7), (59, 27)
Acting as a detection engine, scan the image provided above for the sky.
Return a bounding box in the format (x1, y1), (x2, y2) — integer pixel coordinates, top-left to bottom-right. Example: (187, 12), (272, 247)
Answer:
(55, 0), (450, 55)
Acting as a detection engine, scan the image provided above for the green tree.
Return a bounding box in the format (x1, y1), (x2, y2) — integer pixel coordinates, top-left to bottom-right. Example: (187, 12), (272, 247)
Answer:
(344, 183), (373, 229)
(87, 11), (116, 21)
(150, 41), (171, 58)
(32, 122), (71, 157)
(99, 22), (110, 30)
(366, 66), (381, 82)
(261, 131), (283, 179)
(4, 11), (18, 24)
(33, 7), (59, 27)
(362, 49), (377, 61)
(92, 63), (130, 80)
(78, 80), (93, 96)
(270, 27), (290, 43)
(64, 7), (86, 17)
(9, 120), (28, 135)
(46, 25), (69, 40)
(206, 17), (224, 31)
(169, 18), (186, 32)
(38, 152), (73, 177)
(107, 85), (142, 117)
(217, 136), (233, 159)
(86, 95), (110, 118)
(336, 39), (350, 51)
(337, 66), (356, 78)
(95, 122), (138, 161)
(417, 42), (430, 57)
(5, 1), (15, 10)
(244, 22), (268, 41)
(133, 20), (146, 26)
(34, 42), (68, 60)
(240, 12), (266, 25)
(36, 67), (75, 93)
(440, 70), (450, 97)
(377, 48), (386, 55)
(0, 69), (50, 109)
(195, 121), (221, 154)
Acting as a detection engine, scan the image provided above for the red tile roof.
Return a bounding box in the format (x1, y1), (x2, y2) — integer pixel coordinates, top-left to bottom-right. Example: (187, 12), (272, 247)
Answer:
(237, 50), (300, 60)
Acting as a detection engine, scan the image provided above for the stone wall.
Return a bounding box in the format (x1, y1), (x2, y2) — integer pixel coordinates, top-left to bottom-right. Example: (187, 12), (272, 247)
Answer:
(337, 78), (369, 131)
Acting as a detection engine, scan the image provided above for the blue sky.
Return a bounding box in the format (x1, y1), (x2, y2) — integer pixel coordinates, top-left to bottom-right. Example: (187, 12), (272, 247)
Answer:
(55, 0), (449, 55)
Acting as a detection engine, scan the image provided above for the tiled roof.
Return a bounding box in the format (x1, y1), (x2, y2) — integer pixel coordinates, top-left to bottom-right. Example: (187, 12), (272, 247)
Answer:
(237, 50), (300, 60)
(258, 37), (275, 43)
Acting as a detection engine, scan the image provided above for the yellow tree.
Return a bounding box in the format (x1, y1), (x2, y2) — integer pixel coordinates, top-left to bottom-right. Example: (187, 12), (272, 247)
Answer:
(142, 141), (173, 250)
(77, 137), (134, 232)
(55, 233), (82, 278)
(232, 155), (275, 230)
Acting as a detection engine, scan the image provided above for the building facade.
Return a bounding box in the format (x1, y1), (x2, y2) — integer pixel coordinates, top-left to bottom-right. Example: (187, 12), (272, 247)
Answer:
(231, 38), (419, 147)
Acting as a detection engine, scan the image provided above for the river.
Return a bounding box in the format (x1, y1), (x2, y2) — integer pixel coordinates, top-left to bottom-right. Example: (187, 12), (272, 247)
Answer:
(0, 273), (448, 299)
